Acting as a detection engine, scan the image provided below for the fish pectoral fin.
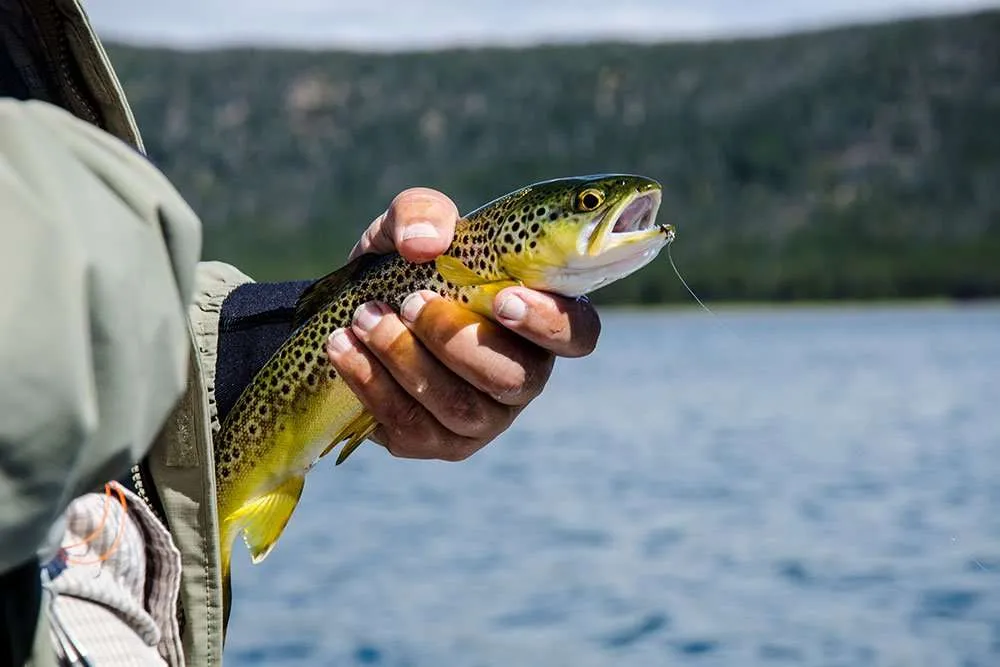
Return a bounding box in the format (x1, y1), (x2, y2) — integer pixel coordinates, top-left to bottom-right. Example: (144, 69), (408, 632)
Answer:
(232, 475), (305, 564)
(435, 255), (491, 286)
(462, 281), (521, 319)
(317, 410), (379, 466)
(435, 257), (523, 317)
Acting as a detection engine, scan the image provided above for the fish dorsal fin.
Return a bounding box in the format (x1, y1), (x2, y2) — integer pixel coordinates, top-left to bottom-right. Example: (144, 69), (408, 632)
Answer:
(435, 255), (490, 286)
(293, 252), (384, 328)
(232, 474), (306, 564)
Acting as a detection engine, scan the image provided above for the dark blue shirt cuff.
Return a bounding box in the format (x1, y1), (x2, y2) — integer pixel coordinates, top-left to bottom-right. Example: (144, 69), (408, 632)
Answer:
(215, 280), (312, 424)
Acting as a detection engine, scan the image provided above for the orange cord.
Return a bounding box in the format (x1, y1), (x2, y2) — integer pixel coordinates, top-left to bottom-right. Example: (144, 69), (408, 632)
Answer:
(61, 482), (129, 565)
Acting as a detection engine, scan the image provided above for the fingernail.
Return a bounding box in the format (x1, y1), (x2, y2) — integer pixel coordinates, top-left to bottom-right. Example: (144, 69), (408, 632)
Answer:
(353, 302), (385, 333)
(327, 328), (353, 354)
(401, 222), (439, 241)
(496, 294), (526, 322)
(400, 292), (427, 323)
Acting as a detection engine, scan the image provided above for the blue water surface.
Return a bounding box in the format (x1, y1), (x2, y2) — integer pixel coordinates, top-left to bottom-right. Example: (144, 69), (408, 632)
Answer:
(227, 304), (1000, 667)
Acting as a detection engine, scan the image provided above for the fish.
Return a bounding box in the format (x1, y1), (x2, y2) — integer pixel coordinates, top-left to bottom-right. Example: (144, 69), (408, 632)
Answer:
(214, 174), (675, 604)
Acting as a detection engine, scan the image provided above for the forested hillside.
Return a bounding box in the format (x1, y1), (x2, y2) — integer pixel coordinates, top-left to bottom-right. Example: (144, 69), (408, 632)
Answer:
(107, 10), (1000, 302)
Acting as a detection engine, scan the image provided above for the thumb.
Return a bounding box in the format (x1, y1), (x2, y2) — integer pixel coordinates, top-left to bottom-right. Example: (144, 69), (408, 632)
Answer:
(350, 187), (458, 263)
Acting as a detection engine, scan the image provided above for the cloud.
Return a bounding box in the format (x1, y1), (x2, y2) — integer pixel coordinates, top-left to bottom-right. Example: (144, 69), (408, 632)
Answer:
(84, 0), (998, 50)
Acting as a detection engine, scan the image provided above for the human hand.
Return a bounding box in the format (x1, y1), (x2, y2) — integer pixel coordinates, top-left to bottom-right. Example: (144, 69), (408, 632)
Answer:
(325, 187), (602, 461)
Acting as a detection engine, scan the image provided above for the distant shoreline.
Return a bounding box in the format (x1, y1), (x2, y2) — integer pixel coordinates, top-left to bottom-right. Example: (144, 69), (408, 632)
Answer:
(600, 297), (1000, 313)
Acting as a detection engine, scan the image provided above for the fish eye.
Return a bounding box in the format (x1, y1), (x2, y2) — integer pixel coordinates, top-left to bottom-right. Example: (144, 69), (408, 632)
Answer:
(575, 188), (605, 212)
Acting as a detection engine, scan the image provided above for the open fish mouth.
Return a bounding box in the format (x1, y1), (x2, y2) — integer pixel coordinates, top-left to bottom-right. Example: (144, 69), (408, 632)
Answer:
(612, 189), (660, 234)
(582, 188), (668, 257)
(540, 186), (673, 297)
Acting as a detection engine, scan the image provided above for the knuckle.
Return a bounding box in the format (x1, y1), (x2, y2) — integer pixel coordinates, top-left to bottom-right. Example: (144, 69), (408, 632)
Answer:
(481, 360), (535, 405)
(443, 382), (485, 422)
(489, 375), (525, 403)
(386, 397), (424, 430)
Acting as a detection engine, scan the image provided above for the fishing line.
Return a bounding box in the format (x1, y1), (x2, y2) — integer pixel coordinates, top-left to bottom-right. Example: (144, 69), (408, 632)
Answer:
(668, 243), (715, 316)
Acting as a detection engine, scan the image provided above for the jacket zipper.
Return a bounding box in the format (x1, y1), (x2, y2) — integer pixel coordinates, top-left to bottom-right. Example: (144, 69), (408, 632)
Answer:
(128, 463), (167, 526)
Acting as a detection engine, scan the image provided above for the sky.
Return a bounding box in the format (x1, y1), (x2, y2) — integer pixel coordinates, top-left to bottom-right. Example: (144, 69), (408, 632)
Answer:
(85, 0), (998, 50)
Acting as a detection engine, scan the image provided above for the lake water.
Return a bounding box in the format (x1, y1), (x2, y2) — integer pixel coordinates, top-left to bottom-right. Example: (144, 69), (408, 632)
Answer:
(226, 304), (1000, 667)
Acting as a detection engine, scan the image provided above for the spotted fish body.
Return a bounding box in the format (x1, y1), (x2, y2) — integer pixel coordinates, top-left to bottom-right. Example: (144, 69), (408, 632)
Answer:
(215, 174), (674, 591)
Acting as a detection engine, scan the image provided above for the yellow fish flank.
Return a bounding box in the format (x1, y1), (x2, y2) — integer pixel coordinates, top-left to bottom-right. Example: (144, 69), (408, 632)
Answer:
(214, 174), (675, 599)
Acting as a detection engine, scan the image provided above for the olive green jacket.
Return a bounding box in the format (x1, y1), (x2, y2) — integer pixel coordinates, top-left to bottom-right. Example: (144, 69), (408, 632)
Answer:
(1, 1), (247, 664)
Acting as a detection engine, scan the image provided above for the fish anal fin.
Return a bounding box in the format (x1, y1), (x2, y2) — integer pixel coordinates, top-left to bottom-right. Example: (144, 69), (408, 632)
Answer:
(317, 409), (379, 465)
(232, 474), (305, 564)
(335, 412), (379, 465)
(294, 253), (385, 328)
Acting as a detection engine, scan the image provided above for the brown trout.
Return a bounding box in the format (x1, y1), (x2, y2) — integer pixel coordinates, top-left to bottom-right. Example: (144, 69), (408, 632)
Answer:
(215, 174), (674, 594)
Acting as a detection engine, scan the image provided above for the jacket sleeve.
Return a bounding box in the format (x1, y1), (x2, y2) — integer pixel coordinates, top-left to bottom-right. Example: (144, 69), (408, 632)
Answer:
(0, 100), (201, 572)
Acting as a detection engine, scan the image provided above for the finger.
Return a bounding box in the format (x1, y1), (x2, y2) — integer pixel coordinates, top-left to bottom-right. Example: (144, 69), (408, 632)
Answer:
(493, 287), (601, 358)
(399, 290), (555, 406)
(349, 187), (459, 263)
(325, 327), (482, 461)
(349, 301), (519, 441)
